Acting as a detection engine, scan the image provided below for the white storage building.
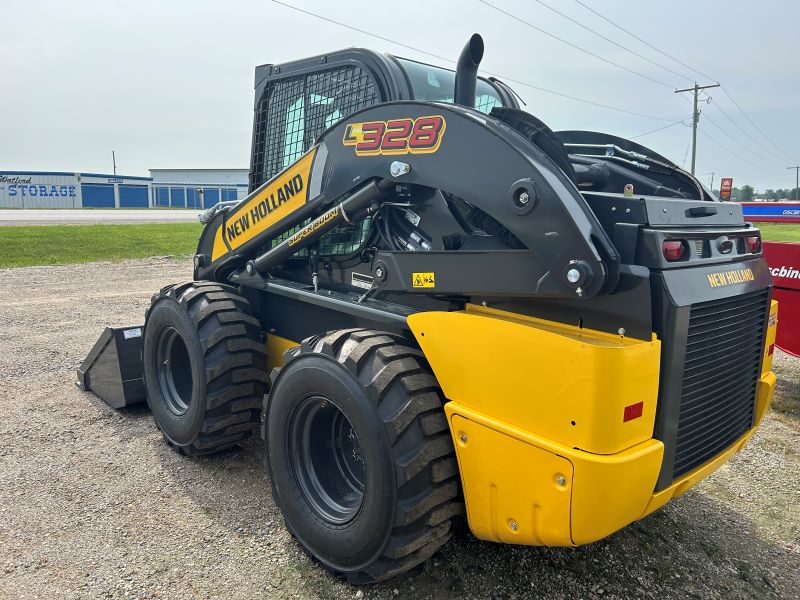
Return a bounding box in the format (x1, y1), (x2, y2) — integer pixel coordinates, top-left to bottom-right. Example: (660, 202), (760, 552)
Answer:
(0, 169), (248, 209)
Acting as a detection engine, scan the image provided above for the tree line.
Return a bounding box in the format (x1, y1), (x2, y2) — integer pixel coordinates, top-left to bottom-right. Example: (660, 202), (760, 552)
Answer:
(710, 186), (800, 202)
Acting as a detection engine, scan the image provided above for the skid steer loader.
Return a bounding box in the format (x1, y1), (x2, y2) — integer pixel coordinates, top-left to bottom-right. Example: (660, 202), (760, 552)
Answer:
(79, 35), (778, 583)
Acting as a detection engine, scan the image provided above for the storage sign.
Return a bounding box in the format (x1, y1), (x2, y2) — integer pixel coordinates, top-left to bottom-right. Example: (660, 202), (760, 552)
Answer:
(7, 184), (76, 197)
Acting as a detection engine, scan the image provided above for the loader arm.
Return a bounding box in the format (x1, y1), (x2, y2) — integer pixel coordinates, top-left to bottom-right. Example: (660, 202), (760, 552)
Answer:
(195, 102), (619, 301)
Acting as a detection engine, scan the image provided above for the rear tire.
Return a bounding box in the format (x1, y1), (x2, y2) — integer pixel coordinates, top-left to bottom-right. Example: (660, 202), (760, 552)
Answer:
(265, 329), (462, 583)
(143, 281), (267, 455)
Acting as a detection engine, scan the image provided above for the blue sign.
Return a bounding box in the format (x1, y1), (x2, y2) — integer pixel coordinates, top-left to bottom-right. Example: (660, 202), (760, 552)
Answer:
(8, 184), (76, 198)
(742, 202), (800, 222)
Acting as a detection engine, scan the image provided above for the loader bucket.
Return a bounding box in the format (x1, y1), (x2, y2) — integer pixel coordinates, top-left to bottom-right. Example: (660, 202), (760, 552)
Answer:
(77, 326), (147, 409)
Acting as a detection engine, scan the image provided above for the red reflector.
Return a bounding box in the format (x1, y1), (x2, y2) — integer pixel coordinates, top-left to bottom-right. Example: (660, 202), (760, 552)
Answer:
(746, 235), (761, 253)
(768, 343), (775, 356)
(662, 240), (685, 262)
(623, 402), (644, 422)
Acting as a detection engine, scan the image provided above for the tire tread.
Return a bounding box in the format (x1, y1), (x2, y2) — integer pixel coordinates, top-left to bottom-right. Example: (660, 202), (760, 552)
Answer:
(273, 328), (462, 583)
(148, 281), (266, 456)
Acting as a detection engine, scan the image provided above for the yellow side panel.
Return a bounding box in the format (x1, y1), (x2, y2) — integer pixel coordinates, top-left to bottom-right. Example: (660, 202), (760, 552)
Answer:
(754, 370), (776, 425)
(446, 402), (664, 546)
(569, 437), (663, 544)
(450, 414), (573, 546)
(211, 148), (317, 261)
(762, 300), (778, 375)
(408, 305), (661, 455)
(266, 334), (299, 373)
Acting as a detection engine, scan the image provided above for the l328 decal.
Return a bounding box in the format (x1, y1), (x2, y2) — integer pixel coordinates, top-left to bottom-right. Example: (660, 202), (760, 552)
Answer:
(343, 115), (446, 156)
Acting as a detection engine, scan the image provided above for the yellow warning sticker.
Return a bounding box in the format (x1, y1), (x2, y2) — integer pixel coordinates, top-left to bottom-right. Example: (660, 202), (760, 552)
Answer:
(412, 272), (435, 288)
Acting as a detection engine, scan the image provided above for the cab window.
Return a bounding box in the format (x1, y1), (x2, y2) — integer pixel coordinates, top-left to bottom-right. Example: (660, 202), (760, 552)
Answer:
(396, 58), (504, 114)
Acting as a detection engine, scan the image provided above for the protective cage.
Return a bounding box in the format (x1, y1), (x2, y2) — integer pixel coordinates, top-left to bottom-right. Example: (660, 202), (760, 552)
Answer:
(250, 63), (381, 258)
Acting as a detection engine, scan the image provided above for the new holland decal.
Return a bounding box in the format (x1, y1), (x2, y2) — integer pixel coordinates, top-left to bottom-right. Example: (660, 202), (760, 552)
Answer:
(343, 115), (446, 156)
(706, 267), (755, 288)
(212, 149), (317, 260)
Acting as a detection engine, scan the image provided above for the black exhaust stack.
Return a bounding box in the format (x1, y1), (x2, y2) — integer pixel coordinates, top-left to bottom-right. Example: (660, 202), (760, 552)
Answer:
(454, 33), (485, 108)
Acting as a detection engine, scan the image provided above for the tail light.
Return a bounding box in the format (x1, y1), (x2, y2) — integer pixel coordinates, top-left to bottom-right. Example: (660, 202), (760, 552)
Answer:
(745, 235), (761, 253)
(662, 240), (686, 262)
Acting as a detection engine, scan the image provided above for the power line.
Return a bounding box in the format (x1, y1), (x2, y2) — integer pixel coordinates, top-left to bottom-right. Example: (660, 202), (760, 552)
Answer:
(701, 93), (791, 166)
(629, 118), (688, 139)
(571, 0), (715, 82)
(271, 1), (450, 64)
(569, 0), (797, 170)
(272, 0), (679, 122)
(700, 110), (787, 169)
(530, 0), (688, 83)
(681, 137), (691, 169)
(481, 74), (677, 121)
(477, 1), (675, 89)
(697, 127), (785, 176)
(721, 86), (798, 163)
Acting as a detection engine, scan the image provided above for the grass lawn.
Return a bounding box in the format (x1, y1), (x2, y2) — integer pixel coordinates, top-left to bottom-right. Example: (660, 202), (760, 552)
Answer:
(0, 223), (203, 268)
(757, 223), (800, 243)
(0, 220), (796, 269)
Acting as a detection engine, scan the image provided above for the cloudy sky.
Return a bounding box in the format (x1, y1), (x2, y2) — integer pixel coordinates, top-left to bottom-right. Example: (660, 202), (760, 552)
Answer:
(1, 0), (797, 191)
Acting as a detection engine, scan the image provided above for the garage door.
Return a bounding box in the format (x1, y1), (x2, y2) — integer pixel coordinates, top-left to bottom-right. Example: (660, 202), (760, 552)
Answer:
(203, 188), (220, 208)
(81, 183), (115, 208)
(170, 187), (186, 208)
(155, 187), (169, 207)
(187, 188), (199, 208)
(119, 185), (149, 208)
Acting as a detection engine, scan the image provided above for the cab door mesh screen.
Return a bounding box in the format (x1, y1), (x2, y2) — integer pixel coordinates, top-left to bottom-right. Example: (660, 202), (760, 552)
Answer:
(250, 65), (377, 189)
(249, 65), (378, 258)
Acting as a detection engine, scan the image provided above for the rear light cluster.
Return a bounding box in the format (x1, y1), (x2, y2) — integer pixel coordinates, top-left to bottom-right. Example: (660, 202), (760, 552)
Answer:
(745, 235), (761, 253)
(662, 235), (761, 262)
(662, 240), (687, 262)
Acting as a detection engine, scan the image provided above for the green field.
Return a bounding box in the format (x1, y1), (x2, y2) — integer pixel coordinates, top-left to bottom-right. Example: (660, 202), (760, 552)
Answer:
(0, 220), (796, 269)
(0, 223), (203, 268)
(756, 223), (800, 243)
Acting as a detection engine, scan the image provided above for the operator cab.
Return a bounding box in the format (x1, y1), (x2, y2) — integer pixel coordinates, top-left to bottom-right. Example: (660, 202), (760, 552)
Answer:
(249, 49), (517, 192)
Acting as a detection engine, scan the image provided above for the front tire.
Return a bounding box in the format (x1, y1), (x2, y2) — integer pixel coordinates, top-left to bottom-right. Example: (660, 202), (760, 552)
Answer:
(143, 281), (268, 455)
(265, 329), (462, 583)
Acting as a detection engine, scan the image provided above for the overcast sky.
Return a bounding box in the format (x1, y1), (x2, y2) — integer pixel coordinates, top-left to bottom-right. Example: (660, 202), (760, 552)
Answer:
(1, 0), (797, 191)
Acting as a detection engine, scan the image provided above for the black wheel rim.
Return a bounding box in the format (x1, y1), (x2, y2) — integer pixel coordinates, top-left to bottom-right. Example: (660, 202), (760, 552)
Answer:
(288, 396), (366, 524)
(155, 327), (193, 415)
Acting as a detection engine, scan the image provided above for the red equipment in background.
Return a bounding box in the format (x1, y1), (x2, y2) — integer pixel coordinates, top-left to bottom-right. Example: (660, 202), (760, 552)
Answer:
(763, 241), (800, 357)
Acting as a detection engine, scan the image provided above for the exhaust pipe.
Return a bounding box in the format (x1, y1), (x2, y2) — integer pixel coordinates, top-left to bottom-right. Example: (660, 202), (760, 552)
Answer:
(454, 33), (485, 108)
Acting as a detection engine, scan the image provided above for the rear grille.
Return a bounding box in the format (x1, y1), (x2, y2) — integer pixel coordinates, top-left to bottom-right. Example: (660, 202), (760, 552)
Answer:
(672, 289), (769, 478)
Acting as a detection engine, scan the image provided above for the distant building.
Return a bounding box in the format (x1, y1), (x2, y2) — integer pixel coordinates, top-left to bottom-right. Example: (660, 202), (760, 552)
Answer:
(0, 168), (248, 209)
(150, 168), (249, 209)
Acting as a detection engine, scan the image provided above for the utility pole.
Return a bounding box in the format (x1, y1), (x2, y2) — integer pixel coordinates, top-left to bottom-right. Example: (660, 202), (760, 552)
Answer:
(675, 82), (720, 175)
(788, 166), (800, 201)
(709, 171), (715, 190)
(112, 151), (117, 176)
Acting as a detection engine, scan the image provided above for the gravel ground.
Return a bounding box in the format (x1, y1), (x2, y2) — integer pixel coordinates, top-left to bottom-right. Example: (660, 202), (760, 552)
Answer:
(0, 257), (798, 600)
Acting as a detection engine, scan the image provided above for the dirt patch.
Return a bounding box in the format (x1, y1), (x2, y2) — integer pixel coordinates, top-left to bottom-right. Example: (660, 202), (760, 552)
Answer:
(0, 258), (798, 599)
